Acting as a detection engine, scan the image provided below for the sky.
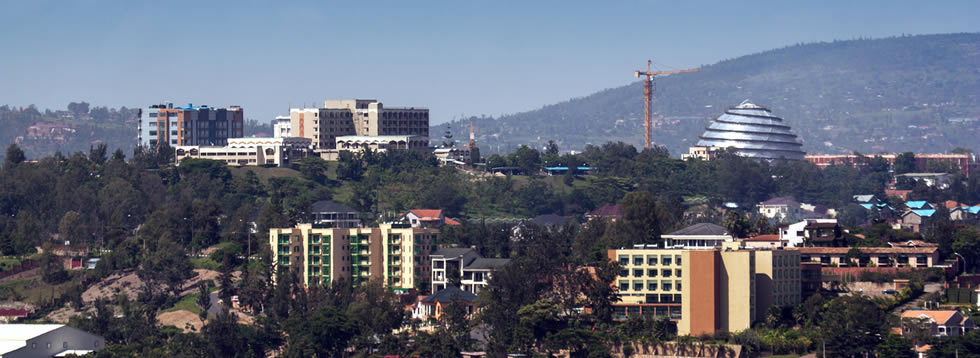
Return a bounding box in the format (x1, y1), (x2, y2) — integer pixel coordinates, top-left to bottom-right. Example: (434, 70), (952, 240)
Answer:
(1, 1), (978, 126)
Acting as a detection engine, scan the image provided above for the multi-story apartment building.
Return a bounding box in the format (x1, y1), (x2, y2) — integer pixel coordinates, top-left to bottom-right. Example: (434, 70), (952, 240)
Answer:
(609, 245), (801, 336)
(174, 137), (311, 167)
(805, 153), (976, 177)
(270, 223), (438, 291)
(430, 248), (510, 295)
(290, 99), (430, 150)
(138, 103), (244, 148)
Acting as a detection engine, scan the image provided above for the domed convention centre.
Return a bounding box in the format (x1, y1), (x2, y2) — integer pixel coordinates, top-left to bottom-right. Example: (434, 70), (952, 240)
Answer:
(686, 101), (806, 161)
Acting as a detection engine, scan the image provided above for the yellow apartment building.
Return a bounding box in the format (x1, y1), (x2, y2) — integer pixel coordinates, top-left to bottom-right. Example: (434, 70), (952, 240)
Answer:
(270, 223), (438, 291)
(609, 246), (800, 336)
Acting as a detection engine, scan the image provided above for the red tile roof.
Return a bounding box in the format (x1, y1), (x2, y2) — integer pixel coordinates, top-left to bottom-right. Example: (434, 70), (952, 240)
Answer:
(588, 204), (622, 218)
(409, 209), (443, 221)
(901, 310), (959, 325)
(445, 218), (461, 226)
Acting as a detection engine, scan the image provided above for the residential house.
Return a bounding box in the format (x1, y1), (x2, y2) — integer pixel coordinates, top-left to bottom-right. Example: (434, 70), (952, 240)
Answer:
(430, 248), (510, 295)
(853, 195), (879, 204)
(757, 197), (802, 221)
(905, 201), (934, 210)
(779, 219), (841, 247)
(402, 209), (461, 228)
(411, 286), (477, 321)
(901, 310), (976, 337)
(901, 210), (935, 233)
(0, 324), (105, 357)
(898, 173), (953, 190)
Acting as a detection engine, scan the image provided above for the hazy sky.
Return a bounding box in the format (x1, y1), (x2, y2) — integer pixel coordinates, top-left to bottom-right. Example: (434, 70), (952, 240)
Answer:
(1, 1), (978, 125)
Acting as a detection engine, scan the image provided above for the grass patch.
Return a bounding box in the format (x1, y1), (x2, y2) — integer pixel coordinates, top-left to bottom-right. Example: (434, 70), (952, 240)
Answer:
(190, 257), (221, 271)
(0, 274), (82, 305)
(0, 257), (23, 272)
(228, 166), (302, 184)
(163, 293), (203, 315)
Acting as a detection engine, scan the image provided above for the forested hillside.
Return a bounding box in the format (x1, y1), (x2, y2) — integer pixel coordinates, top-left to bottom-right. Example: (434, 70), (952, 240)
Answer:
(435, 33), (980, 156)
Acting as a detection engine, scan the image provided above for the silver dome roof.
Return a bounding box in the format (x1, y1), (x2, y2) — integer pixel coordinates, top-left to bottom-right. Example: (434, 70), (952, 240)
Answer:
(695, 101), (805, 161)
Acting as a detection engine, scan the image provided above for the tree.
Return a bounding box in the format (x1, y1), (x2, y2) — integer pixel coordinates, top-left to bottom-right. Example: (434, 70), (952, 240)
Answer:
(876, 334), (914, 357)
(58, 210), (85, 244)
(67, 101), (90, 116)
(819, 296), (888, 357)
(545, 140), (559, 155)
(469, 146), (481, 165)
(4, 144), (25, 169)
(89, 143), (108, 165)
(513, 145), (542, 175)
(619, 191), (662, 245)
(336, 151), (365, 181)
(838, 203), (871, 227)
(197, 281), (211, 322)
(218, 255), (235, 305)
(893, 152), (917, 175)
(138, 236), (194, 298)
(723, 210), (750, 239)
(39, 243), (68, 284)
(953, 227), (980, 273)
(298, 156), (329, 184)
(486, 154), (507, 171)
(284, 306), (358, 357)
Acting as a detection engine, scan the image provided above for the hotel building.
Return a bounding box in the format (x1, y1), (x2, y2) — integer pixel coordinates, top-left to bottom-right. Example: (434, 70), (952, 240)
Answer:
(270, 223), (438, 291)
(137, 103), (244, 148)
(290, 99), (430, 151)
(609, 245), (800, 335)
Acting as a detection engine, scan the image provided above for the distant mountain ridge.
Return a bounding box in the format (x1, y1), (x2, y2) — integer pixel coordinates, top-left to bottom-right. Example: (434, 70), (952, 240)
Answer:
(434, 33), (980, 156)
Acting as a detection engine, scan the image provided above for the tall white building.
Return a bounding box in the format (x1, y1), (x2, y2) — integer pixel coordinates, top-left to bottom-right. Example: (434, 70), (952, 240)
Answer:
(273, 115), (291, 138)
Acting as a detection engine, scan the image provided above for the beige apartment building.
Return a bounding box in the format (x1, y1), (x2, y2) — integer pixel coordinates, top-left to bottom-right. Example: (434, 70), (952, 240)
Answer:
(290, 99), (430, 151)
(270, 223), (438, 291)
(609, 246), (800, 336)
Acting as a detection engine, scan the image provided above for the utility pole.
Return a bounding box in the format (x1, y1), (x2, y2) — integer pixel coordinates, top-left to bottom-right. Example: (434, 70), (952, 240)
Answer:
(634, 60), (699, 149)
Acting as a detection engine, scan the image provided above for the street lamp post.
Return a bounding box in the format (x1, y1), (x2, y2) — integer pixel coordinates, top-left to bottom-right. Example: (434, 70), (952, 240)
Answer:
(952, 252), (967, 274)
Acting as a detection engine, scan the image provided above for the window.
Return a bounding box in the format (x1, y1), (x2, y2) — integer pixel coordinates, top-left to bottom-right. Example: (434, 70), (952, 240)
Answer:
(647, 255), (657, 265)
(648, 269), (657, 277)
(619, 269), (628, 277)
(675, 255), (682, 266)
(647, 281), (658, 291)
(63, 342), (68, 349)
(619, 281), (629, 291)
(662, 255), (672, 266)
(633, 281), (643, 291)
(676, 280), (682, 291)
(662, 282), (672, 292)
(662, 269), (672, 278)
(675, 269), (682, 278)
(618, 256), (628, 265)
(633, 256), (643, 266)
(633, 269), (643, 277)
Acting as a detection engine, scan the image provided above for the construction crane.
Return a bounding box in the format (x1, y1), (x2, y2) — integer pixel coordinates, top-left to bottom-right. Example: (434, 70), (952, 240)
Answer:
(467, 120), (476, 149)
(635, 60), (699, 149)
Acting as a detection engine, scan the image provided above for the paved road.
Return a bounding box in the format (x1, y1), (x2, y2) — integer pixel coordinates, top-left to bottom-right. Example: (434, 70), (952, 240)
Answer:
(206, 291), (226, 317)
(891, 282), (942, 314)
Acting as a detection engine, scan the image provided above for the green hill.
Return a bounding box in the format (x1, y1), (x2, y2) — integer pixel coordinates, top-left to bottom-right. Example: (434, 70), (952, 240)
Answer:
(435, 33), (980, 156)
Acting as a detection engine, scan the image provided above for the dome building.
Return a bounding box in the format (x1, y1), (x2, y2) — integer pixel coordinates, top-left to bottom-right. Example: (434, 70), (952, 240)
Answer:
(692, 101), (805, 161)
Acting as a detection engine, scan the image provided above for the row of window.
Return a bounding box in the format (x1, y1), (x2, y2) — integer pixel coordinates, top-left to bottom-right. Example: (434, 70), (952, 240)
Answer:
(620, 268), (681, 278)
(618, 254), (682, 267)
(618, 280), (683, 292)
